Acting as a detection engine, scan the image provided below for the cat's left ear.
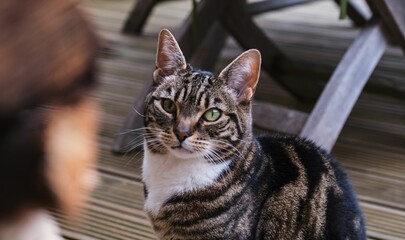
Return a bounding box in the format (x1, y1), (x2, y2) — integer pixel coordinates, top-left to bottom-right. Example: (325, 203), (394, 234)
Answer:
(218, 49), (261, 103)
(153, 29), (187, 85)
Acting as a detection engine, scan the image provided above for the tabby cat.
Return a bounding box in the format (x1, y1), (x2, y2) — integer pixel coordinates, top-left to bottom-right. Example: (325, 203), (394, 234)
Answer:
(142, 29), (366, 239)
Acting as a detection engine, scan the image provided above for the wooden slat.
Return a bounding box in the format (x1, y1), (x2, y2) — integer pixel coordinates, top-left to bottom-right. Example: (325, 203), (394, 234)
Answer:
(300, 20), (388, 151)
(252, 101), (308, 135)
(374, 0), (405, 54)
(361, 202), (405, 240)
(56, 173), (155, 240)
(111, 70), (151, 153)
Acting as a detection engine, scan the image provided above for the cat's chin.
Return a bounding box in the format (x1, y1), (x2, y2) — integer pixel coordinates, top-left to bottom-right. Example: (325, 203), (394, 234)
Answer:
(168, 147), (199, 159)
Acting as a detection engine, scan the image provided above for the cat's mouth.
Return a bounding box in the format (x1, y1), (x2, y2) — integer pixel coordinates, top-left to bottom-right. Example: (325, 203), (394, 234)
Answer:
(171, 145), (194, 154)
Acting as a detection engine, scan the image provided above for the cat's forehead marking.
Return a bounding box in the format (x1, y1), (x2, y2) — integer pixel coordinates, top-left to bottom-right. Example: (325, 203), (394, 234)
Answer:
(169, 72), (216, 117)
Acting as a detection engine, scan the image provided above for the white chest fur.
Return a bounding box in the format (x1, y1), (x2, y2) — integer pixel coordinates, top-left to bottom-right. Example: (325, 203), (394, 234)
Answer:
(142, 147), (230, 217)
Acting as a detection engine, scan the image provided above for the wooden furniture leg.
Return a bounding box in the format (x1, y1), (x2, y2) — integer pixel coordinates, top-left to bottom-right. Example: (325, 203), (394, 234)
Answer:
(190, 23), (228, 70)
(220, 0), (288, 88)
(247, 0), (319, 15)
(122, 0), (162, 34)
(174, 0), (231, 60)
(254, 19), (388, 152)
(300, 19), (388, 151)
(333, 0), (371, 26)
(373, 0), (405, 53)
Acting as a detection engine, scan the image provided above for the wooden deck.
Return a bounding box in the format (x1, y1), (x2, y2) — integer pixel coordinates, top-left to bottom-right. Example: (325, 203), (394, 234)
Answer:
(58, 0), (405, 239)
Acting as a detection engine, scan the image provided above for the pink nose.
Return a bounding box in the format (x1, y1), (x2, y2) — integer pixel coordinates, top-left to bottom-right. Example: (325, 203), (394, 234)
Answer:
(175, 131), (191, 142)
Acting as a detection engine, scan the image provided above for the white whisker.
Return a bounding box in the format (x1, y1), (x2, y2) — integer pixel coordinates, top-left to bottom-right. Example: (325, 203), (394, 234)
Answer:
(132, 106), (145, 118)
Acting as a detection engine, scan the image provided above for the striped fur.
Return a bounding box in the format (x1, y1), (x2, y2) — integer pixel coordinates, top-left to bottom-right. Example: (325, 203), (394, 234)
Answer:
(142, 29), (366, 239)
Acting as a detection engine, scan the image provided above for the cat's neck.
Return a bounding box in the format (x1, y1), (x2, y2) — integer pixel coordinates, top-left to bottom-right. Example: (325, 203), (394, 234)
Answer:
(142, 145), (231, 216)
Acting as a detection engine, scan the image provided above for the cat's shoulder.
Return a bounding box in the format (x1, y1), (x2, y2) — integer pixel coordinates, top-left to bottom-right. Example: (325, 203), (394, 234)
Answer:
(255, 133), (333, 164)
(256, 133), (324, 152)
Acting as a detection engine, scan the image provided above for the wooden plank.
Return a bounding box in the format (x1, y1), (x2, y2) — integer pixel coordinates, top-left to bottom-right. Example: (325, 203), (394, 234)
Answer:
(300, 20), (388, 152)
(252, 101), (308, 135)
(361, 202), (405, 239)
(374, 0), (405, 54)
(55, 173), (156, 239)
(111, 68), (152, 153)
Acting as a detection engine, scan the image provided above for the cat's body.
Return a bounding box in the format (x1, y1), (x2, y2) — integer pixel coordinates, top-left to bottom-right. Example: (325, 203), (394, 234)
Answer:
(142, 29), (366, 240)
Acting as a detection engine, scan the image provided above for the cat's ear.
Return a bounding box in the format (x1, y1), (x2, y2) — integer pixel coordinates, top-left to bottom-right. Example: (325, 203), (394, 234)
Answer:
(153, 29), (187, 84)
(218, 49), (261, 103)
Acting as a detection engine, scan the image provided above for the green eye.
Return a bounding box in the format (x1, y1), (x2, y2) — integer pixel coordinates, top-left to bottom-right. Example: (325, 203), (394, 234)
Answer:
(162, 99), (176, 113)
(203, 108), (221, 122)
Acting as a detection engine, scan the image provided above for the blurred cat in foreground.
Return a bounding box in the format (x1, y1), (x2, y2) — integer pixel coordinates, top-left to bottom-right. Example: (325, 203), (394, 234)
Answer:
(0, 1), (99, 239)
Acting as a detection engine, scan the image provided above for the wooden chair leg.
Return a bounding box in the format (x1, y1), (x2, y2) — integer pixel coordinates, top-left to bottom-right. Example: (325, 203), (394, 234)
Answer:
(190, 23), (228, 70)
(189, 0), (320, 76)
(300, 19), (388, 151)
(219, 0), (288, 87)
(247, 0), (319, 15)
(175, 0), (231, 59)
(122, 0), (161, 35)
(373, 0), (405, 54)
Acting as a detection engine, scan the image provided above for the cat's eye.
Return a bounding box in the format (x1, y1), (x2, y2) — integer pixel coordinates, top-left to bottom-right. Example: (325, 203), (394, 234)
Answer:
(161, 99), (176, 113)
(203, 108), (221, 122)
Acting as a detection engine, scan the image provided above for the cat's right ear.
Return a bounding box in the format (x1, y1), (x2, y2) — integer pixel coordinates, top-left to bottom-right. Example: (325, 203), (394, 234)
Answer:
(153, 29), (187, 85)
(219, 49), (261, 103)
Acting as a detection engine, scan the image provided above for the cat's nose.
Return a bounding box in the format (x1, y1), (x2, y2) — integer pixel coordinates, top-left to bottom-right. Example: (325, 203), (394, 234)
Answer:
(175, 131), (191, 142)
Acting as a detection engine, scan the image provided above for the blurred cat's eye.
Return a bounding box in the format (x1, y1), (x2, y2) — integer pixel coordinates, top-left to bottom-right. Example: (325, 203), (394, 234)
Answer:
(203, 108), (221, 122)
(162, 99), (176, 113)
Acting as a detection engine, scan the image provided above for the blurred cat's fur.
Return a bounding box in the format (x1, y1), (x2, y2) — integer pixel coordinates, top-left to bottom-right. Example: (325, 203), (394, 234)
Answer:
(0, 1), (99, 239)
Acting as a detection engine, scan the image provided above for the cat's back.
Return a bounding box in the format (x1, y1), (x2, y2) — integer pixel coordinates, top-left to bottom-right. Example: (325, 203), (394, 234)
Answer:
(255, 134), (366, 239)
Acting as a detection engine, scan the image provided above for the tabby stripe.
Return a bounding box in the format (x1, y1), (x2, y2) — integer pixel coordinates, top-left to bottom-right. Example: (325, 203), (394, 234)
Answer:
(174, 87), (185, 103)
(217, 119), (231, 132)
(168, 211), (237, 236)
(160, 183), (249, 227)
(196, 89), (206, 108)
(223, 135), (240, 146)
(258, 137), (299, 191)
(181, 86), (189, 102)
(204, 94), (210, 109)
(294, 142), (328, 200)
(228, 113), (243, 138)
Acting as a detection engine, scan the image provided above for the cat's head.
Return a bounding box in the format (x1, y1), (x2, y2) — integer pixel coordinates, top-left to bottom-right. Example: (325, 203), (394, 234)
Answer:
(144, 29), (261, 162)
